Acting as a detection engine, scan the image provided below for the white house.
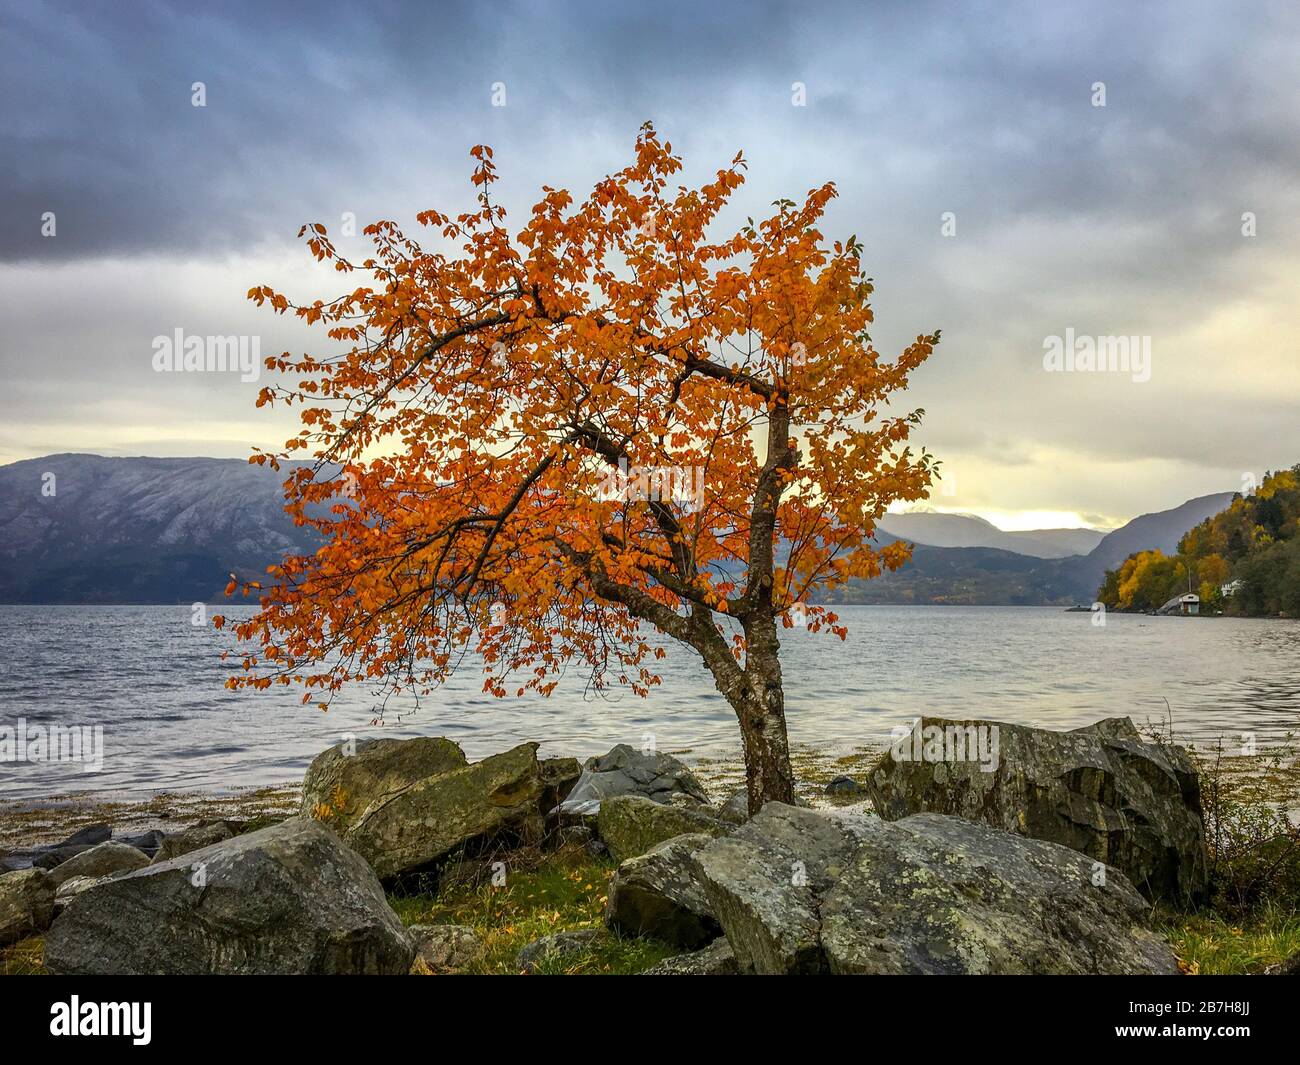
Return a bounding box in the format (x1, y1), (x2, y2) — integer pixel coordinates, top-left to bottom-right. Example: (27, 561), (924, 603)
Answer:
(1157, 593), (1200, 616)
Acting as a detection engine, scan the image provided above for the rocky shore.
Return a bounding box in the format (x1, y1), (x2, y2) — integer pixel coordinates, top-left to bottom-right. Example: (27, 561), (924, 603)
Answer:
(0, 717), (1291, 975)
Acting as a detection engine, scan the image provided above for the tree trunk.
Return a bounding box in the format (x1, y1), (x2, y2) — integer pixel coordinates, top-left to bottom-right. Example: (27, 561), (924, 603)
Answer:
(735, 684), (796, 814)
(735, 615), (795, 814)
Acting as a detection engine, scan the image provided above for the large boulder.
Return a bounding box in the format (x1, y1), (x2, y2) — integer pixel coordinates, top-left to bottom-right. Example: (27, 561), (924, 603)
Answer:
(558, 744), (710, 817)
(605, 833), (720, 949)
(301, 736), (468, 831)
(597, 794), (727, 863)
(867, 716), (1208, 905)
(48, 841), (149, 888)
(43, 818), (414, 975)
(689, 803), (1179, 975)
(0, 868), (55, 946)
(341, 743), (545, 880)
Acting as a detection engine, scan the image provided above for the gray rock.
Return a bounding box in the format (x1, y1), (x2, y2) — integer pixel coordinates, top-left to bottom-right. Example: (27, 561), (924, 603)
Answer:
(690, 803), (1178, 975)
(558, 744), (710, 817)
(22, 823), (114, 871)
(0, 868), (55, 945)
(65, 823), (113, 847)
(717, 788), (750, 825)
(151, 820), (239, 864)
(118, 829), (165, 858)
(44, 818), (414, 975)
(343, 742), (546, 880)
(539, 757), (583, 814)
(825, 775), (867, 798)
(300, 736), (468, 832)
(409, 924), (485, 974)
(515, 928), (603, 973)
(52, 875), (105, 916)
(49, 841), (149, 888)
(690, 802), (861, 973)
(597, 794), (728, 863)
(868, 716), (1208, 904)
(606, 833), (719, 949)
(642, 937), (738, 975)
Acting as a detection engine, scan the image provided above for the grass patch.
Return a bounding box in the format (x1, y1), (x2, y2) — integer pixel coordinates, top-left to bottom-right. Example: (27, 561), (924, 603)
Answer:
(1160, 904), (1300, 975)
(0, 936), (47, 976)
(389, 842), (679, 975)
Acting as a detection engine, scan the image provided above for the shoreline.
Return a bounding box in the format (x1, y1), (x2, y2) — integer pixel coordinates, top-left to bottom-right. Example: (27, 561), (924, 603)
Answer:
(0, 741), (886, 853)
(6, 735), (1299, 853)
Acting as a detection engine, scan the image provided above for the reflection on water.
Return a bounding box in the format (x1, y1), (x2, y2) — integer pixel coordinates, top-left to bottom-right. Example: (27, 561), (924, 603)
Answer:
(1, 605), (1297, 798)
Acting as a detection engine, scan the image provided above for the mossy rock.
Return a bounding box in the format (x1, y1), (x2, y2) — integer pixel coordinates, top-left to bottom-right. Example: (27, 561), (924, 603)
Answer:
(597, 794), (727, 864)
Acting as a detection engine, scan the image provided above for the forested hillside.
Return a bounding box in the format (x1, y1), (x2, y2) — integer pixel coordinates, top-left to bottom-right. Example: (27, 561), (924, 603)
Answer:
(1096, 466), (1300, 615)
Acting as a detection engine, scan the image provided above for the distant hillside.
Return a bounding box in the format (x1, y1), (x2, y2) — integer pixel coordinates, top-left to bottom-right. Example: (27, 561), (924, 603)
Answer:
(877, 511), (1105, 558)
(1057, 492), (1236, 599)
(837, 492), (1237, 605)
(0, 454), (319, 603)
(0, 454), (1239, 607)
(827, 543), (1085, 606)
(1097, 467), (1300, 616)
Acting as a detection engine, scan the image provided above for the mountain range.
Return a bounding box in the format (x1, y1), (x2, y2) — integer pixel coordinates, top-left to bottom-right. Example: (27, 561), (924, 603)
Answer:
(876, 511), (1105, 558)
(0, 454), (1234, 606)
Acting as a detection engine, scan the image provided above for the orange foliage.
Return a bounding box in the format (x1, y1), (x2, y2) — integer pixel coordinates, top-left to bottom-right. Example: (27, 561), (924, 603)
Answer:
(227, 125), (939, 712)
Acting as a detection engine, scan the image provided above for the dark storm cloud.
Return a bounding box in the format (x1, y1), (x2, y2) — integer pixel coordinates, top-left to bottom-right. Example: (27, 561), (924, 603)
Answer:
(5, 0), (1297, 264)
(0, 0), (805, 259)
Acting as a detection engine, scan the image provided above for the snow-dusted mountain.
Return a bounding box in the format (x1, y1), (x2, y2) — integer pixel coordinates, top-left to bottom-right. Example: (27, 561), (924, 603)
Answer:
(0, 454), (320, 603)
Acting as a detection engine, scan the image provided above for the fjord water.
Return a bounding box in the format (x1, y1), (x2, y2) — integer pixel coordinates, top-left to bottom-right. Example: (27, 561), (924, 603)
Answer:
(1, 604), (1297, 798)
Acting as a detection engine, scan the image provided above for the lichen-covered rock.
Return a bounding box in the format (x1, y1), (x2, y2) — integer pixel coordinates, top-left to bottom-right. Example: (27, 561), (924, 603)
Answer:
(597, 794), (727, 863)
(344, 743), (545, 880)
(409, 924), (485, 974)
(44, 818), (414, 975)
(642, 937), (738, 975)
(558, 744), (710, 817)
(301, 736), (468, 832)
(49, 841), (149, 888)
(820, 813), (1178, 974)
(515, 928), (604, 973)
(868, 716), (1208, 904)
(689, 803), (1178, 975)
(151, 820), (239, 864)
(0, 868), (55, 945)
(690, 803), (860, 973)
(605, 833), (719, 949)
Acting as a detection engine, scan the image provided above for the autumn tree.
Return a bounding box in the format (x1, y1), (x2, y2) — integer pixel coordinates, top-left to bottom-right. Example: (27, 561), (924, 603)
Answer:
(225, 126), (939, 811)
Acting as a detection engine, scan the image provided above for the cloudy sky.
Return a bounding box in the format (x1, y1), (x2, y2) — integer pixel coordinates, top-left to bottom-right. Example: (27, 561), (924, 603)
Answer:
(3, 0), (1298, 530)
